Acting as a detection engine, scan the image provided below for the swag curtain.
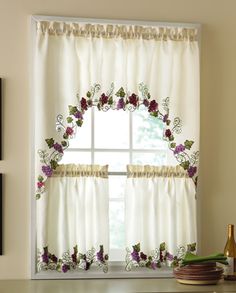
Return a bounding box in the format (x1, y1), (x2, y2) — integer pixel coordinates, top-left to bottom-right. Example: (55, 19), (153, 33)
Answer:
(125, 165), (197, 255)
(37, 164), (109, 256)
(34, 21), (200, 173)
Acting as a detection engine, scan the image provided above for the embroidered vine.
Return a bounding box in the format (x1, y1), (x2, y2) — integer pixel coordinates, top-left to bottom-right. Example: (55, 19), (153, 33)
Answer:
(38, 245), (108, 273)
(125, 242), (196, 271)
(36, 83), (199, 199)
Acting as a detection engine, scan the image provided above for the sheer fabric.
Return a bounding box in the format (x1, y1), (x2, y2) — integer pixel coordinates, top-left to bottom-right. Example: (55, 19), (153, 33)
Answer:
(37, 164), (109, 256)
(125, 165), (197, 255)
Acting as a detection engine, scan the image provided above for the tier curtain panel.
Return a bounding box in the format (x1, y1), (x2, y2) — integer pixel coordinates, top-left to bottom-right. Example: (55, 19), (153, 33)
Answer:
(125, 165), (197, 255)
(37, 164), (109, 257)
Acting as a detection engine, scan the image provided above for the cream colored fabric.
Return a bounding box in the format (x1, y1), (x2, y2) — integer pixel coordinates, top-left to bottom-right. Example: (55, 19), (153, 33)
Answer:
(125, 165), (197, 254)
(33, 20), (200, 175)
(127, 164), (188, 178)
(37, 164), (109, 256)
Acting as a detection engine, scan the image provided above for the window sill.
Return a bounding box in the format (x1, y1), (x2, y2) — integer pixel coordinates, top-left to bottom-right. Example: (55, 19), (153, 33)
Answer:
(33, 263), (173, 279)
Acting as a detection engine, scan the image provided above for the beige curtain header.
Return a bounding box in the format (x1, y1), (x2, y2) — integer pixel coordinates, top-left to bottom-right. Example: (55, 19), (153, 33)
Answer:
(52, 164), (108, 178)
(36, 21), (198, 41)
(127, 165), (189, 178)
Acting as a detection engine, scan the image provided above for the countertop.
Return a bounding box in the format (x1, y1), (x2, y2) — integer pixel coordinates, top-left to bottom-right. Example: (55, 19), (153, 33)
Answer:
(0, 278), (236, 293)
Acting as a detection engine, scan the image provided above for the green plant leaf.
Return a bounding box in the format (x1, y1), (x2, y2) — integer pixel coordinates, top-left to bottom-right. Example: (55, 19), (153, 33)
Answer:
(184, 140), (194, 150)
(45, 138), (54, 148)
(66, 116), (73, 123)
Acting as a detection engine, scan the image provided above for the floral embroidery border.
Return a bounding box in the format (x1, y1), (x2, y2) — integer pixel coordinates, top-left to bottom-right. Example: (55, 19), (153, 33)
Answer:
(125, 242), (196, 271)
(36, 83), (199, 199)
(38, 245), (108, 273)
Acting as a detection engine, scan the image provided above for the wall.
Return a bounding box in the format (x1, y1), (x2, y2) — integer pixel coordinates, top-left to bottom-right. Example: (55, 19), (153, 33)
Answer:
(0, 0), (235, 278)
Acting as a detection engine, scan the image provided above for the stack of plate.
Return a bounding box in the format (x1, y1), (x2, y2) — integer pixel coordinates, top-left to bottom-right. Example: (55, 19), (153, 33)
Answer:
(173, 262), (224, 285)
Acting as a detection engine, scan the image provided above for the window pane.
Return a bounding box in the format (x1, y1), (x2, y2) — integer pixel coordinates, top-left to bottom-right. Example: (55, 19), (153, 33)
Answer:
(94, 109), (129, 149)
(69, 108), (91, 148)
(109, 200), (125, 249)
(94, 152), (129, 172)
(109, 176), (126, 199)
(60, 151), (91, 164)
(132, 106), (166, 149)
(133, 152), (167, 165)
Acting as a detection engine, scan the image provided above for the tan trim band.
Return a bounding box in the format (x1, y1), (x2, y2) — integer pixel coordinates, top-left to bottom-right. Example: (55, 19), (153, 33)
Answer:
(52, 164), (108, 178)
(127, 165), (188, 178)
(36, 21), (198, 41)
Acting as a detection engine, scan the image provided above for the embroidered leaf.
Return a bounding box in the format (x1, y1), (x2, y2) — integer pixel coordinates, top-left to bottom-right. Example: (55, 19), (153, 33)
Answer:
(160, 242), (166, 251)
(63, 133), (69, 139)
(169, 135), (174, 142)
(66, 117), (73, 123)
(68, 105), (78, 116)
(132, 243), (140, 253)
(187, 243), (196, 252)
(170, 142), (176, 149)
(150, 111), (158, 117)
(180, 161), (190, 170)
(61, 141), (67, 147)
(116, 87), (125, 98)
(36, 194), (41, 200)
(184, 140), (194, 150)
(108, 97), (113, 105)
(50, 160), (58, 170)
(45, 138), (54, 148)
(38, 175), (44, 182)
(86, 91), (91, 98)
(76, 120), (83, 127)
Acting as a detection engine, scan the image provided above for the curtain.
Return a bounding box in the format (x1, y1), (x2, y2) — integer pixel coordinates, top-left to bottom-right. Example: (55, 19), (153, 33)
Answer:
(37, 164), (109, 257)
(34, 21), (200, 172)
(125, 165), (197, 255)
(33, 19), (200, 266)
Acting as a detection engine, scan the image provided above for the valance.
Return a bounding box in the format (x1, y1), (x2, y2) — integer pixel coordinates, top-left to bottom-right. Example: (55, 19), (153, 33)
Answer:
(36, 21), (198, 41)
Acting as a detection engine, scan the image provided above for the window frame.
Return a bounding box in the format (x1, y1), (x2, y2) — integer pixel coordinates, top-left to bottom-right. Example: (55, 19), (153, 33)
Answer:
(30, 15), (201, 279)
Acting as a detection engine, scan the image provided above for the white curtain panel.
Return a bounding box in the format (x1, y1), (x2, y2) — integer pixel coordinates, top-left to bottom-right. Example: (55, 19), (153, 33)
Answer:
(33, 21), (200, 173)
(37, 164), (109, 256)
(125, 165), (197, 255)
